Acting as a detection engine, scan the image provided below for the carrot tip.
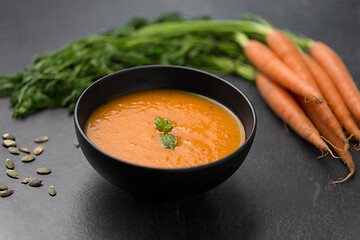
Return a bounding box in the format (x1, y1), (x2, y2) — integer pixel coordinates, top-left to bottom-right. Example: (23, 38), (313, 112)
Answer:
(330, 170), (354, 184)
(330, 158), (355, 184)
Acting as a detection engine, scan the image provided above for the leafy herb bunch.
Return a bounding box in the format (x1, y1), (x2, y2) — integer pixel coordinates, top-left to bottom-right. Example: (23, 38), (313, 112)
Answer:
(0, 12), (248, 117)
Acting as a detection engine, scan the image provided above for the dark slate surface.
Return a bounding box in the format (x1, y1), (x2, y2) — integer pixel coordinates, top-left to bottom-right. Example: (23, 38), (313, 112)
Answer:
(0, 0), (359, 239)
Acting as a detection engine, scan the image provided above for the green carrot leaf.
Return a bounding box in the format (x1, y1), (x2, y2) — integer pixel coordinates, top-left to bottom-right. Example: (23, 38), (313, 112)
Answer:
(0, 12), (313, 118)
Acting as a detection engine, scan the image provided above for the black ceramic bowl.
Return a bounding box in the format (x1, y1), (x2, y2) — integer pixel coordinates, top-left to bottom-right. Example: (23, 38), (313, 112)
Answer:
(74, 65), (256, 200)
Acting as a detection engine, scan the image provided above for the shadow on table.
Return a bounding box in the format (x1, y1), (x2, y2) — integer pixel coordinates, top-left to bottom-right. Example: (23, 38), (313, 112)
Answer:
(73, 175), (256, 240)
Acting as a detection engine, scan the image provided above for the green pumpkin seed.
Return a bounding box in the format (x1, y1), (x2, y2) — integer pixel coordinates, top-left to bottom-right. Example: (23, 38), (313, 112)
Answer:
(8, 147), (20, 155)
(36, 168), (51, 174)
(5, 158), (14, 169)
(33, 145), (44, 155)
(3, 139), (16, 147)
(28, 178), (42, 187)
(6, 169), (19, 178)
(48, 185), (57, 196)
(74, 138), (80, 148)
(2, 133), (15, 140)
(21, 154), (35, 162)
(35, 136), (48, 143)
(1, 189), (14, 197)
(18, 146), (30, 153)
(0, 184), (8, 190)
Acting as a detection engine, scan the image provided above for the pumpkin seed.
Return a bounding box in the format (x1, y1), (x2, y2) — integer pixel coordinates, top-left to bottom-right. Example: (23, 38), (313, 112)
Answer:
(33, 145), (44, 155)
(6, 169), (19, 178)
(3, 139), (16, 147)
(19, 146), (30, 153)
(37, 168), (51, 174)
(28, 178), (42, 187)
(48, 185), (57, 196)
(21, 177), (36, 184)
(8, 147), (20, 155)
(35, 136), (48, 143)
(0, 184), (8, 190)
(21, 154), (35, 162)
(5, 158), (14, 169)
(74, 137), (80, 148)
(21, 178), (30, 184)
(1, 189), (14, 197)
(2, 133), (15, 140)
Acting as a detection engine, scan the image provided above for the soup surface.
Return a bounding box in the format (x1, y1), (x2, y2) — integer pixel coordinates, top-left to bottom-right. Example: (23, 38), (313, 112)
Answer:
(85, 89), (245, 168)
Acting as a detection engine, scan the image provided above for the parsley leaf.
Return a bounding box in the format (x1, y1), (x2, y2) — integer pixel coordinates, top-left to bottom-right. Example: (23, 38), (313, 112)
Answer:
(161, 133), (178, 150)
(154, 117), (174, 133)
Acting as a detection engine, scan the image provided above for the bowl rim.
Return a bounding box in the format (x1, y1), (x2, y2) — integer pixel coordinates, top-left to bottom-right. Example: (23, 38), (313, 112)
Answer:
(74, 65), (257, 172)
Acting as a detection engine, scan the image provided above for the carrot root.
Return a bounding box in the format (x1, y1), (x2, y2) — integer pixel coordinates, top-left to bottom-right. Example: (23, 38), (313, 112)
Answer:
(331, 173), (354, 184)
(330, 166), (355, 184)
(320, 136), (347, 152)
(327, 148), (339, 159)
(317, 150), (329, 159)
(354, 143), (360, 151)
(346, 134), (353, 141)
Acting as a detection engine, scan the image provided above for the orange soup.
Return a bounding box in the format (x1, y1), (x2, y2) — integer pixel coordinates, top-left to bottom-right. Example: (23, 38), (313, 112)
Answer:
(85, 89), (245, 168)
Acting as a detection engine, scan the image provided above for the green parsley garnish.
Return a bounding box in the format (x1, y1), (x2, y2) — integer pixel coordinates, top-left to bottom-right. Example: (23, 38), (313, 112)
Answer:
(161, 133), (178, 150)
(154, 117), (177, 150)
(154, 117), (174, 133)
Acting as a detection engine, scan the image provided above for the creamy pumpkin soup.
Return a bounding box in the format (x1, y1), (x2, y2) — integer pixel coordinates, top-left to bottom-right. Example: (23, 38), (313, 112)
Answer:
(85, 89), (245, 168)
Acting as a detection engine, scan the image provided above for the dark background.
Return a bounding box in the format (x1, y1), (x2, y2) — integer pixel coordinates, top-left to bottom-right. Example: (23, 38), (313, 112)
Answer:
(0, 0), (359, 239)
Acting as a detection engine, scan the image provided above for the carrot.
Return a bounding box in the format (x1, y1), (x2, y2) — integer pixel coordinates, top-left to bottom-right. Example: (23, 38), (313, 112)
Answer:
(235, 33), (323, 103)
(302, 53), (360, 144)
(310, 41), (360, 123)
(266, 30), (315, 85)
(265, 30), (348, 150)
(256, 73), (329, 153)
(298, 98), (355, 183)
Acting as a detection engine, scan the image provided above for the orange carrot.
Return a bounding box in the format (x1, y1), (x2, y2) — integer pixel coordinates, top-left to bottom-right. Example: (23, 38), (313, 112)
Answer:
(265, 31), (348, 150)
(256, 73), (329, 153)
(310, 41), (360, 123)
(302, 53), (360, 144)
(267, 30), (315, 85)
(235, 33), (323, 103)
(298, 98), (355, 183)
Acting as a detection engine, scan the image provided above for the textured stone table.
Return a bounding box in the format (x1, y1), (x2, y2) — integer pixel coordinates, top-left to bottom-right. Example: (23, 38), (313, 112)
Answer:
(0, 1), (359, 239)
